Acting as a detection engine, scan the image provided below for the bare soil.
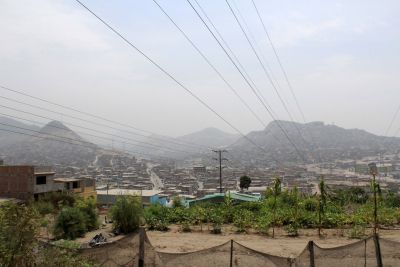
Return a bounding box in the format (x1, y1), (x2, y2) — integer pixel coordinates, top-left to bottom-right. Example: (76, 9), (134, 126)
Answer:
(146, 224), (400, 257)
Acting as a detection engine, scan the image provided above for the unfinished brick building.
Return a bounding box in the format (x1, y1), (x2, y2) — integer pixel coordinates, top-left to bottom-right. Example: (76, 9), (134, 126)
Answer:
(0, 165), (60, 200)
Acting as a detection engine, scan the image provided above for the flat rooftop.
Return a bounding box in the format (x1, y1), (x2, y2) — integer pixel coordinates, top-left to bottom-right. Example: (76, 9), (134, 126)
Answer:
(97, 189), (162, 197)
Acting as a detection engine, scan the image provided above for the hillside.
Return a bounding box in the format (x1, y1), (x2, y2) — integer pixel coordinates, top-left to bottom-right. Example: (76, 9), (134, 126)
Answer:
(127, 127), (240, 159)
(229, 121), (400, 164)
(0, 118), (98, 167)
(176, 127), (240, 148)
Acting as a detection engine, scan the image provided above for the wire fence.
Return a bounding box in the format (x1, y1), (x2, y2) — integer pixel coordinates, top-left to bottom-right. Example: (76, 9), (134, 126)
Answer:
(80, 229), (399, 267)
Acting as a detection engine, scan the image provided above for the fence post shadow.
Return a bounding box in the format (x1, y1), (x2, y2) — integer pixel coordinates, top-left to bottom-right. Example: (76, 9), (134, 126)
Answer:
(373, 234), (383, 267)
(230, 239), (233, 267)
(308, 240), (315, 267)
(139, 227), (145, 267)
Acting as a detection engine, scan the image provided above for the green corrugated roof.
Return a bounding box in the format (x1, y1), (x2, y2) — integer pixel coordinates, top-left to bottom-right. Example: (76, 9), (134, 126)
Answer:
(187, 191), (261, 206)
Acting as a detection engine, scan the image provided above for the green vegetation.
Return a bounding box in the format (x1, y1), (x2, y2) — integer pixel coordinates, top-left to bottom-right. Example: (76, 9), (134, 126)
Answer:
(75, 197), (99, 231)
(53, 197), (99, 240)
(53, 206), (88, 240)
(0, 202), (39, 266)
(109, 195), (143, 234)
(239, 175), (252, 190)
(0, 202), (97, 267)
(143, 182), (400, 237)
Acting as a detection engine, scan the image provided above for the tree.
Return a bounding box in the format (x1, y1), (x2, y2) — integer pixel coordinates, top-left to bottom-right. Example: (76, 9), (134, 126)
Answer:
(286, 187), (300, 237)
(271, 177), (281, 238)
(0, 203), (39, 266)
(110, 195), (143, 234)
(318, 178), (328, 237)
(0, 202), (98, 267)
(75, 197), (99, 231)
(239, 175), (252, 190)
(53, 206), (87, 240)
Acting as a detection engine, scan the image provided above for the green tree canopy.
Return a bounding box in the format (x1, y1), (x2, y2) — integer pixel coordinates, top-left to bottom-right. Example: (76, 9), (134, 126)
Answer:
(110, 195), (143, 234)
(53, 206), (87, 240)
(239, 175), (252, 190)
(0, 203), (39, 266)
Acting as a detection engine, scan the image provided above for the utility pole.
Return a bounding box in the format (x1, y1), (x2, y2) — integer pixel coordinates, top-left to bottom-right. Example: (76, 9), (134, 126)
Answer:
(369, 162), (378, 235)
(213, 149), (227, 193)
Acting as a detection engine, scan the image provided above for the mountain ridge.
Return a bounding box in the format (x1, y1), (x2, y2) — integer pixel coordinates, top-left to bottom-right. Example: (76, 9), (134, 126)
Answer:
(229, 120), (400, 164)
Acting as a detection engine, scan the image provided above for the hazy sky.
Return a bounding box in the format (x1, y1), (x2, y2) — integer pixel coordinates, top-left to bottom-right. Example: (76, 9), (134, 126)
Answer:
(0, 0), (399, 138)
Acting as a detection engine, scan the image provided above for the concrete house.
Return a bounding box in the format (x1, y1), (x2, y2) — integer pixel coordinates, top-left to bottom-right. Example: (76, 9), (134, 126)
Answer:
(0, 166), (61, 200)
(0, 165), (96, 201)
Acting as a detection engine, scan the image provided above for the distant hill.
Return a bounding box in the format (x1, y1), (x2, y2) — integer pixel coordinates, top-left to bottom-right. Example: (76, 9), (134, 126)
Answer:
(0, 116), (40, 144)
(127, 127), (240, 158)
(0, 118), (98, 167)
(176, 127), (240, 148)
(229, 120), (400, 164)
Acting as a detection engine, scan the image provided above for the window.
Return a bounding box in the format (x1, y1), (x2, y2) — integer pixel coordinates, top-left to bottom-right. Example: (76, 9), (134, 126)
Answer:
(36, 176), (46, 185)
(72, 181), (79, 189)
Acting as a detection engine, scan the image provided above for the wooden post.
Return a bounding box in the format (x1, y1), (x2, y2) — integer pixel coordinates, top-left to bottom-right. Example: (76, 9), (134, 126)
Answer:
(230, 240), (233, 267)
(308, 241), (315, 267)
(373, 234), (383, 267)
(139, 227), (145, 267)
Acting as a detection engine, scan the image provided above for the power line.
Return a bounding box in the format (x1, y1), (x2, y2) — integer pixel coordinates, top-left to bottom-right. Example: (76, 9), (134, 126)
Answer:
(0, 90), (273, 162)
(191, 0), (284, 148)
(0, 84), (208, 150)
(186, 0), (306, 163)
(153, 0), (291, 164)
(192, 0), (277, 119)
(73, 0), (282, 163)
(0, 112), (194, 155)
(0, 121), (172, 160)
(152, 0), (267, 128)
(230, 0), (287, 111)
(384, 103), (400, 137)
(251, 0), (307, 123)
(225, 0), (293, 122)
(0, 93), (206, 153)
(250, 0), (322, 163)
(224, 0), (310, 155)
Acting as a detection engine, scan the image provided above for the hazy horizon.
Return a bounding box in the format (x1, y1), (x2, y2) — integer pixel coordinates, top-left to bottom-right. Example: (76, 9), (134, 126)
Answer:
(1, 0), (400, 138)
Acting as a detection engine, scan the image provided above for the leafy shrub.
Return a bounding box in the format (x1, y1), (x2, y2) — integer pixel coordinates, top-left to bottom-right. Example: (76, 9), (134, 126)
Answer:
(254, 216), (271, 235)
(40, 192), (75, 209)
(285, 223), (299, 237)
(209, 208), (224, 234)
(110, 195), (143, 234)
(34, 201), (55, 215)
(181, 222), (191, 232)
(233, 209), (253, 232)
(0, 203), (39, 266)
(350, 224), (366, 239)
(236, 201), (262, 212)
(303, 198), (318, 212)
(145, 204), (170, 231)
(75, 197), (99, 231)
(53, 207), (87, 240)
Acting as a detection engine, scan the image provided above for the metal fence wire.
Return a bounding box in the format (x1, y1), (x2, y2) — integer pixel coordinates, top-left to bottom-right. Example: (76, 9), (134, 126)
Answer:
(80, 229), (400, 267)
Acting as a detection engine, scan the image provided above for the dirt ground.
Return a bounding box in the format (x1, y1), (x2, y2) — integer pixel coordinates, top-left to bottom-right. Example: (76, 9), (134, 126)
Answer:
(74, 214), (126, 246)
(146, 225), (400, 258)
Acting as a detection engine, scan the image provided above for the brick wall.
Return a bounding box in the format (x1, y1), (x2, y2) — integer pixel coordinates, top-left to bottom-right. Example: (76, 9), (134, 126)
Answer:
(0, 166), (34, 200)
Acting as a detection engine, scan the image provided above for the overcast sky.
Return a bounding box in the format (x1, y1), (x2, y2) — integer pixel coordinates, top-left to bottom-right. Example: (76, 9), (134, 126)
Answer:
(0, 0), (399, 139)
